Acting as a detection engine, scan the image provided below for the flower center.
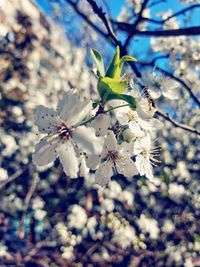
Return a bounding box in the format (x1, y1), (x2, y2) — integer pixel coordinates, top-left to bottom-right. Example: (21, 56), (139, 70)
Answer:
(57, 123), (73, 141)
(141, 149), (149, 158)
(107, 150), (119, 162)
(128, 111), (138, 122)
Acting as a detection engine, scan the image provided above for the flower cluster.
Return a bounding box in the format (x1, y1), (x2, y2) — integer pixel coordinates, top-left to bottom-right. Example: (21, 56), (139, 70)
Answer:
(33, 47), (162, 185)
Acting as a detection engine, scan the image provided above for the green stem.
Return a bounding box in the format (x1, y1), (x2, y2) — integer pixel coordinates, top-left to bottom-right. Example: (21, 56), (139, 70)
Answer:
(80, 115), (97, 126)
(80, 104), (129, 126)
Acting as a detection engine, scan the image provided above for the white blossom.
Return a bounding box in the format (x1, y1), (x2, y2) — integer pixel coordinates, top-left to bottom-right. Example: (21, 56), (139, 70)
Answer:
(32, 89), (104, 178)
(68, 205), (87, 230)
(140, 71), (179, 100)
(112, 224), (138, 249)
(90, 113), (111, 136)
(134, 134), (160, 183)
(137, 214), (160, 239)
(86, 131), (138, 186)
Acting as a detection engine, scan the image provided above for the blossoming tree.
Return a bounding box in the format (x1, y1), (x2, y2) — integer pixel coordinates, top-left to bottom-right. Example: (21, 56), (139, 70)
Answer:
(0, 0), (200, 266)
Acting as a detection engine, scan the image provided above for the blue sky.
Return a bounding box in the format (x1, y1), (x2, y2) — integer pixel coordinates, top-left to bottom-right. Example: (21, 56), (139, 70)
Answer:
(36, 0), (125, 17)
(35, 0), (199, 65)
(36, 0), (199, 24)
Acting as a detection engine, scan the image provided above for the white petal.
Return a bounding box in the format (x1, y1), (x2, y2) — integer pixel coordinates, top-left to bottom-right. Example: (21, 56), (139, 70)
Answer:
(107, 99), (126, 108)
(95, 160), (113, 186)
(35, 106), (60, 134)
(85, 154), (101, 170)
(136, 102), (155, 120)
(117, 111), (129, 124)
(118, 140), (134, 155)
(145, 163), (155, 182)
(149, 88), (161, 99)
(134, 134), (151, 155)
(161, 80), (179, 100)
(135, 155), (146, 176)
(133, 140), (143, 155)
(116, 157), (138, 178)
(57, 142), (79, 178)
(138, 117), (151, 130)
(131, 83), (142, 99)
(162, 88), (179, 100)
(90, 114), (111, 136)
(142, 134), (151, 149)
(73, 126), (104, 155)
(122, 128), (135, 142)
(129, 122), (145, 138)
(32, 137), (58, 166)
(79, 157), (90, 177)
(57, 90), (92, 126)
(104, 130), (117, 152)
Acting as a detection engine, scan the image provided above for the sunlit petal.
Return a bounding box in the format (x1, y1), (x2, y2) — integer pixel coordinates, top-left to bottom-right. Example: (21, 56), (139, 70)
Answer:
(35, 105), (60, 134)
(95, 160), (113, 186)
(116, 157), (138, 178)
(57, 90), (92, 126)
(32, 137), (58, 166)
(90, 113), (111, 136)
(85, 154), (101, 170)
(57, 141), (79, 178)
(73, 126), (104, 155)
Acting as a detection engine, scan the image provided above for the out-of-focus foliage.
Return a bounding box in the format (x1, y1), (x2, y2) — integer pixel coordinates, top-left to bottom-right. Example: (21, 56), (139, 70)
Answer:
(0, 0), (200, 266)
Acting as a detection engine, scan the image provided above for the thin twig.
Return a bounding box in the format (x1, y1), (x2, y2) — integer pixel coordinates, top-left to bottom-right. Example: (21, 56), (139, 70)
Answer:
(142, 4), (200, 24)
(0, 169), (24, 190)
(61, 0), (200, 135)
(156, 109), (200, 135)
(125, 0), (149, 48)
(86, 0), (121, 46)
(157, 67), (200, 107)
(19, 173), (39, 239)
(84, 0), (141, 76)
(138, 61), (200, 107)
(65, 0), (108, 39)
(148, 0), (166, 8)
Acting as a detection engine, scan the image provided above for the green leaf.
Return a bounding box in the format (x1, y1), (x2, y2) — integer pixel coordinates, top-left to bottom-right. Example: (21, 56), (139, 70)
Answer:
(90, 48), (105, 77)
(105, 46), (121, 79)
(119, 55), (137, 68)
(101, 77), (128, 94)
(105, 47), (137, 80)
(97, 79), (112, 101)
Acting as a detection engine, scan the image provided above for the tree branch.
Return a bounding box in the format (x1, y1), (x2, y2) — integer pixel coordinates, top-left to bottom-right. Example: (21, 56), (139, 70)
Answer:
(142, 4), (200, 24)
(156, 67), (200, 107)
(64, 0), (108, 39)
(86, 0), (121, 46)
(125, 0), (149, 48)
(156, 109), (200, 135)
(139, 62), (200, 107)
(0, 169), (24, 190)
(19, 173), (39, 239)
(117, 24), (200, 36)
(148, 0), (166, 8)
(84, 0), (141, 76)
(62, 0), (200, 135)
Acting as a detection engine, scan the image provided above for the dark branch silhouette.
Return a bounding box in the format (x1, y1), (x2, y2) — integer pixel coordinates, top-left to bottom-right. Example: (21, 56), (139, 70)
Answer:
(116, 23), (200, 36)
(156, 109), (200, 135)
(63, 0), (200, 135)
(142, 4), (200, 24)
